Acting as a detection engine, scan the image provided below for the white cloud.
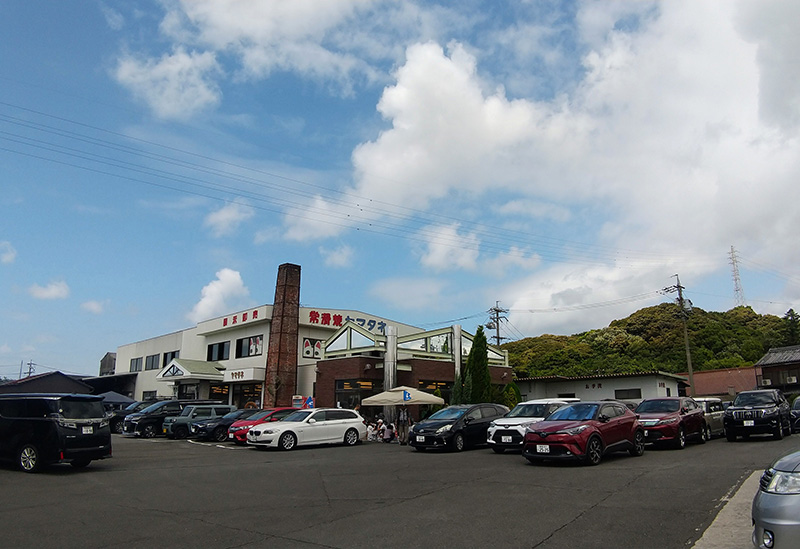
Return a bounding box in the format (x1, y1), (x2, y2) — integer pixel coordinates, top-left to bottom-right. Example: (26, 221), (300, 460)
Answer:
(187, 268), (250, 323)
(0, 241), (16, 264)
(369, 277), (446, 311)
(204, 202), (255, 237)
(28, 281), (70, 300)
(81, 300), (106, 314)
(419, 223), (479, 272)
(115, 47), (221, 120)
(319, 245), (354, 268)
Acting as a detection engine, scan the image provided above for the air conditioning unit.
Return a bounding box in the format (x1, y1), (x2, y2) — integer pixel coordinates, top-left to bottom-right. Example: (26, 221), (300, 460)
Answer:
(787, 377), (798, 384)
(762, 379), (772, 386)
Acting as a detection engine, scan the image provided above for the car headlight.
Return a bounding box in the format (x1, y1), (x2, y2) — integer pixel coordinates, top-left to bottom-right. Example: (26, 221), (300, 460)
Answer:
(489, 421), (497, 428)
(555, 425), (589, 435)
(436, 424), (452, 434)
(764, 407), (779, 416)
(763, 470), (800, 494)
(656, 417), (678, 425)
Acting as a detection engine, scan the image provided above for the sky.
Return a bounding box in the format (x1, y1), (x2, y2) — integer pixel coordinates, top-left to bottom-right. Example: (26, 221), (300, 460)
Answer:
(2, 0), (800, 379)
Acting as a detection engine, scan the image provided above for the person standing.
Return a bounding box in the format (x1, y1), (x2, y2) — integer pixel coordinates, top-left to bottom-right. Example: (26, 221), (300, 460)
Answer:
(396, 405), (413, 445)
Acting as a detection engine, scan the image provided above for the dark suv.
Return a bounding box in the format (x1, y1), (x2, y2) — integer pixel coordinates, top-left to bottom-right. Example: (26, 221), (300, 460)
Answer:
(0, 393), (112, 472)
(723, 389), (792, 441)
(409, 403), (509, 452)
(109, 400), (158, 434)
(122, 399), (221, 438)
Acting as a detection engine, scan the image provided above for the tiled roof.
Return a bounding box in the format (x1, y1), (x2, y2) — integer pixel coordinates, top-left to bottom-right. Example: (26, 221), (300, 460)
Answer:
(755, 345), (800, 367)
(516, 370), (687, 382)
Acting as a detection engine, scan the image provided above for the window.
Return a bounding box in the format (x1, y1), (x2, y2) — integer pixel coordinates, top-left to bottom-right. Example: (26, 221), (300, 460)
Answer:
(207, 341), (230, 361)
(614, 388), (642, 400)
(130, 357), (143, 372)
(145, 354), (160, 371)
(163, 350), (179, 367)
(235, 335), (263, 358)
(142, 391), (157, 400)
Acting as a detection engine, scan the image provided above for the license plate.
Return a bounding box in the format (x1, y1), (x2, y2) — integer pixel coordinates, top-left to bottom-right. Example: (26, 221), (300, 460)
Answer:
(644, 430), (650, 437)
(536, 444), (549, 453)
(744, 420), (754, 427)
(163, 428), (167, 433)
(82, 426), (93, 435)
(416, 435), (425, 442)
(228, 433), (234, 439)
(501, 436), (512, 443)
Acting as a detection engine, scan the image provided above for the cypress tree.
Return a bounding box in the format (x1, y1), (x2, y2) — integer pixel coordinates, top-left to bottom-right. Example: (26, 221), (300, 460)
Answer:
(466, 325), (492, 403)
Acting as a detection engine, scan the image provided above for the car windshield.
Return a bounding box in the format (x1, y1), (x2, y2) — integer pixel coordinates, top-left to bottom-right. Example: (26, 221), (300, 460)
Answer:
(139, 401), (167, 414)
(636, 400), (680, 413)
(547, 403), (599, 422)
(56, 399), (106, 419)
(506, 403), (552, 418)
(224, 409), (255, 420)
(123, 401), (148, 412)
(794, 399), (800, 410)
(734, 393), (777, 407)
(282, 410), (312, 422)
(428, 408), (466, 420)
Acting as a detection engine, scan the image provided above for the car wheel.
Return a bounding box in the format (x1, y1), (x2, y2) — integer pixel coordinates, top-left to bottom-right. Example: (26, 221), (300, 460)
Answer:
(726, 430), (736, 442)
(343, 428), (359, 446)
(279, 432), (297, 451)
(584, 437), (603, 466)
(141, 424), (157, 438)
(674, 427), (686, 449)
(786, 419), (793, 436)
(212, 427), (227, 442)
(112, 421), (123, 434)
(492, 447), (505, 454)
(18, 444), (41, 473)
(70, 459), (91, 469)
(774, 422), (784, 440)
(698, 424), (708, 444)
(450, 432), (465, 452)
(629, 430), (645, 457)
(173, 426), (189, 440)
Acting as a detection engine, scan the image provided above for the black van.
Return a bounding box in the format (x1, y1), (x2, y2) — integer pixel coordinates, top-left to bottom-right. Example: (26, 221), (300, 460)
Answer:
(0, 393), (112, 472)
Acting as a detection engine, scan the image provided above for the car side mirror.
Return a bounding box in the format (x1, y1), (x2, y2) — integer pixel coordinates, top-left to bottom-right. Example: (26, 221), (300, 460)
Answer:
(464, 417), (473, 424)
(598, 414), (609, 423)
(681, 408), (688, 415)
(308, 418), (316, 424)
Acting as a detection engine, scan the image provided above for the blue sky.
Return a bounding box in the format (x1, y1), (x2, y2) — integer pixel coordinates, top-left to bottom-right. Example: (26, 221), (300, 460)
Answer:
(2, 1), (800, 378)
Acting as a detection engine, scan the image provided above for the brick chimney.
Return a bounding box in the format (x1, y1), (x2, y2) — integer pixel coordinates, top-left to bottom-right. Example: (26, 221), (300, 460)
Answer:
(264, 263), (301, 407)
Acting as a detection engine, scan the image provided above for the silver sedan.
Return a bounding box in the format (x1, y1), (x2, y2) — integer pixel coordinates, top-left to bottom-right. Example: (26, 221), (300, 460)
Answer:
(752, 449), (800, 548)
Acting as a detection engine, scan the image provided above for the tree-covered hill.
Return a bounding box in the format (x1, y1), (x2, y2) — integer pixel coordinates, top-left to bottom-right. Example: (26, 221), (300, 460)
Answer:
(502, 304), (798, 378)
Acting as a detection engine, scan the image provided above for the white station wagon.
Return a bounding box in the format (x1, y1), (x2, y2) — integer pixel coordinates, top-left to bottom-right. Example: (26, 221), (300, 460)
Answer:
(247, 408), (366, 451)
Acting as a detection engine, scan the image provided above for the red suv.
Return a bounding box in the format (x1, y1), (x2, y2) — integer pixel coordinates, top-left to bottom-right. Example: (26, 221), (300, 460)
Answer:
(634, 397), (706, 449)
(227, 408), (298, 445)
(522, 401), (645, 466)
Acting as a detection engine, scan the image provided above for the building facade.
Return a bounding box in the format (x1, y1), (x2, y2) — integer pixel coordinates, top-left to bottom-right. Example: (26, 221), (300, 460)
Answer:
(515, 371), (686, 402)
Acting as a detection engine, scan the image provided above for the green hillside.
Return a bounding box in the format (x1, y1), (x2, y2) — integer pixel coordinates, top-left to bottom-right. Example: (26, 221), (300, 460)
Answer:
(502, 304), (797, 378)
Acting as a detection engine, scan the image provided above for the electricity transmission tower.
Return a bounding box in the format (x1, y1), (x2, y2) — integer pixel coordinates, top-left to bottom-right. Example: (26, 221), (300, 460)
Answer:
(485, 302), (508, 346)
(729, 246), (747, 307)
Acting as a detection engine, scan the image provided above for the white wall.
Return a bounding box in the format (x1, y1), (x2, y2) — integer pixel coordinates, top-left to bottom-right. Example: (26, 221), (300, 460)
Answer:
(518, 375), (683, 402)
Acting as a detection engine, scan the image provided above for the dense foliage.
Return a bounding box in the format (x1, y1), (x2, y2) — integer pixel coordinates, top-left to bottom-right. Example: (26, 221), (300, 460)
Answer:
(502, 304), (792, 378)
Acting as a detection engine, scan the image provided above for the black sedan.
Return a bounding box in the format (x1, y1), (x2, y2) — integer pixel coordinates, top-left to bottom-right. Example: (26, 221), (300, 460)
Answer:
(409, 403), (508, 452)
(190, 409), (261, 442)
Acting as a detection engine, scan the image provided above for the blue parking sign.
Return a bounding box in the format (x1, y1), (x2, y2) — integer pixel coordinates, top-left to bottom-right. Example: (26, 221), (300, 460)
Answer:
(403, 391), (411, 401)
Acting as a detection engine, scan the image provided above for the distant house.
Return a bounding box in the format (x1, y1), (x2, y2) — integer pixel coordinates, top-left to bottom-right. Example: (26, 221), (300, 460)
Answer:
(0, 371), (94, 394)
(677, 367), (760, 399)
(754, 345), (800, 392)
(99, 352), (117, 376)
(515, 371), (686, 402)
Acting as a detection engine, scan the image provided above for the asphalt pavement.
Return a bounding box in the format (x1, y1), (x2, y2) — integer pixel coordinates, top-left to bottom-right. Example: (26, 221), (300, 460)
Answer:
(1, 433), (797, 548)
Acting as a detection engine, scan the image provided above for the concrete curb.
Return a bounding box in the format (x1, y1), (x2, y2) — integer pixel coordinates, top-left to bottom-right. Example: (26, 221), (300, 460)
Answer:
(693, 470), (761, 548)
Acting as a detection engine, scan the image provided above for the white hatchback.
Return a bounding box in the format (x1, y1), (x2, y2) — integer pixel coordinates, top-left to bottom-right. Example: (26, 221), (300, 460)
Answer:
(487, 398), (578, 453)
(247, 408), (365, 451)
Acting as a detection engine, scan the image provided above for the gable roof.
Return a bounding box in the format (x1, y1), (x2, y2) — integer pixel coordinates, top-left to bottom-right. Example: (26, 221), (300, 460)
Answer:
(755, 345), (800, 367)
(0, 371), (93, 393)
(156, 358), (225, 382)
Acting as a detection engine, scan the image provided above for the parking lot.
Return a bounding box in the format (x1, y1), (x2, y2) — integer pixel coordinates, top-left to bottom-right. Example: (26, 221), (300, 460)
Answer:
(2, 433), (799, 549)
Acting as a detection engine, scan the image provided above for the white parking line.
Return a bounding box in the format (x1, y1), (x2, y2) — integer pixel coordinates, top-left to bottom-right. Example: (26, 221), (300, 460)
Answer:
(693, 470), (761, 549)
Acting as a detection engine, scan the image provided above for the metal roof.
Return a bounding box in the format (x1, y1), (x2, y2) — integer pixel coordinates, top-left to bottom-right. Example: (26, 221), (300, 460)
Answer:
(755, 345), (800, 367)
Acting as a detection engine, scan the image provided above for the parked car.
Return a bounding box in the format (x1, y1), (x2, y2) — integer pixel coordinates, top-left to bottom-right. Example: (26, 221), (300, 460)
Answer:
(109, 400), (156, 434)
(693, 396), (726, 439)
(122, 399), (221, 438)
(486, 398), (577, 454)
(409, 403), (509, 452)
(0, 393), (112, 472)
(228, 408), (299, 445)
(163, 404), (237, 439)
(247, 408), (366, 451)
(723, 389), (792, 441)
(634, 397), (706, 449)
(791, 397), (800, 434)
(522, 401), (645, 466)
(752, 449), (800, 549)
(190, 409), (262, 442)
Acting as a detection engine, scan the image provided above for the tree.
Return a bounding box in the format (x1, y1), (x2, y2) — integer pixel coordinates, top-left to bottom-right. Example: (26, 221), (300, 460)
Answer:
(466, 325), (492, 403)
(451, 370), (463, 405)
(784, 309), (800, 346)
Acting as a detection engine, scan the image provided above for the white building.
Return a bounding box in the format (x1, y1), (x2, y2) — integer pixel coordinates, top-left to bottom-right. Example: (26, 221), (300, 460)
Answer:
(114, 304), (419, 407)
(516, 371), (687, 402)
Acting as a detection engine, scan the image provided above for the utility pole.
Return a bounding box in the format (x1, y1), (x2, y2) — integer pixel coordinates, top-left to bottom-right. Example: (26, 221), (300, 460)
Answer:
(486, 302), (508, 347)
(664, 275), (694, 396)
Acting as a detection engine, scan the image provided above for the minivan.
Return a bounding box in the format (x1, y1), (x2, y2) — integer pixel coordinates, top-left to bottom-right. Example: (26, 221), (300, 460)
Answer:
(0, 393), (112, 472)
